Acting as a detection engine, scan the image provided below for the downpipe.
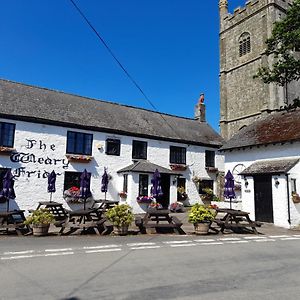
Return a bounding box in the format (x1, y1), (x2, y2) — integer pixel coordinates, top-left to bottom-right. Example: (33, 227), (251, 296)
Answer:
(286, 174), (291, 226)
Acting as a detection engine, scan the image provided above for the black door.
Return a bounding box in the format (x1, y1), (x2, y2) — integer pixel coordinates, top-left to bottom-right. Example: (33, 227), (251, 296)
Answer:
(254, 175), (274, 223)
(158, 174), (170, 208)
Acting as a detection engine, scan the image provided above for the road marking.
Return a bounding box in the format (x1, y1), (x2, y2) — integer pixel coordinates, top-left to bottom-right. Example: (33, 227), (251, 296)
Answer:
(198, 242), (223, 246)
(225, 240), (249, 244)
(170, 243), (198, 247)
(218, 237), (241, 241)
(130, 246), (161, 250)
(85, 248), (122, 253)
(45, 248), (73, 252)
(254, 239), (275, 242)
(3, 250), (35, 255)
(292, 235), (300, 237)
(281, 237), (300, 241)
(163, 240), (192, 244)
(83, 244), (121, 250)
(127, 242), (156, 247)
(194, 239), (215, 242)
(1, 252), (74, 260)
(244, 236), (267, 240)
(269, 235), (289, 238)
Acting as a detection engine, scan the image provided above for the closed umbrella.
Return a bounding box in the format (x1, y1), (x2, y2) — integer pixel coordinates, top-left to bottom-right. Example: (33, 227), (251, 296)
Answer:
(80, 169), (92, 210)
(224, 170), (236, 209)
(47, 170), (56, 202)
(101, 168), (109, 200)
(0, 169), (16, 212)
(150, 169), (163, 199)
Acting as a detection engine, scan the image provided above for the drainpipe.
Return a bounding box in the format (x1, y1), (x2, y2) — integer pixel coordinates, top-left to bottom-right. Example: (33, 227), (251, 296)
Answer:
(286, 173), (291, 225)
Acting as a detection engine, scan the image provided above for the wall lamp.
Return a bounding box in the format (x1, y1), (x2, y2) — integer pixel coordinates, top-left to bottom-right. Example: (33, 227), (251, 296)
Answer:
(274, 177), (280, 186)
(244, 177), (249, 188)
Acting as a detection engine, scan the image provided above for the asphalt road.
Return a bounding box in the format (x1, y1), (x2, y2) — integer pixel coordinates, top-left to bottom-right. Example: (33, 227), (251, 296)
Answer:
(1, 234), (300, 300)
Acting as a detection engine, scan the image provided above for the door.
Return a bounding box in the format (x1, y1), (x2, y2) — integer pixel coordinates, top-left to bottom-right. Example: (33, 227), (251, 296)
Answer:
(254, 175), (274, 223)
(158, 174), (170, 208)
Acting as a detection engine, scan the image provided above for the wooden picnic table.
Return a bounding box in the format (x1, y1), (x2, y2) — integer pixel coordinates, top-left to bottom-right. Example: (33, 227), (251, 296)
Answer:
(212, 208), (261, 234)
(60, 207), (111, 236)
(0, 210), (31, 235)
(135, 208), (185, 235)
(91, 199), (119, 211)
(36, 201), (68, 222)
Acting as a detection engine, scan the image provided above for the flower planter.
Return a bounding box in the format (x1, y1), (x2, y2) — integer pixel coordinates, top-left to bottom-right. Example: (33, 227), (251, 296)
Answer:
(65, 154), (93, 163)
(32, 224), (50, 236)
(292, 194), (300, 204)
(113, 225), (129, 236)
(205, 167), (219, 173)
(194, 222), (210, 235)
(0, 146), (15, 155)
(170, 164), (187, 171)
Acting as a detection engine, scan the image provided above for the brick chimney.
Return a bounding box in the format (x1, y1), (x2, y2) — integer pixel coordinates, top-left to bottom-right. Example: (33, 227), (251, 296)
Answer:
(194, 93), (206, 122)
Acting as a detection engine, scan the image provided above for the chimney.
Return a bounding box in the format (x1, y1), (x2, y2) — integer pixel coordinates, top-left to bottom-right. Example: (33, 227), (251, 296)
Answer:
(194, 93), (206, 122)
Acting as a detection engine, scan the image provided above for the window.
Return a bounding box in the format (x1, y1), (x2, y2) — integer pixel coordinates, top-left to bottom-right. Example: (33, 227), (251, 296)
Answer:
(0, 122), (15, 148)
(123, 174), (128, 193)
(139, 174), (148, 196)
(291, 178), (297, 193)
(64, 171), (81, 191)
(66, 131), (93, 155)
(132, 140), (147, 160)
(239, 33), (251, 57)
(205, 150), (215, 168)
(0, 168), (9, 191)
(170, 146), (186, 164)
(199, 180), (214, 195)
(106, 139), (120, 156)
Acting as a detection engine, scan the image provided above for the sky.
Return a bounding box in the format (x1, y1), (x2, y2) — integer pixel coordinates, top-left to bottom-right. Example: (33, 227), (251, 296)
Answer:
(0, 0), (246, 132)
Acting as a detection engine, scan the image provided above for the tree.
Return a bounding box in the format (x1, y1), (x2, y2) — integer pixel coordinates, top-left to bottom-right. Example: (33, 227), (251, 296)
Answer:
(255, 0), (300, 105)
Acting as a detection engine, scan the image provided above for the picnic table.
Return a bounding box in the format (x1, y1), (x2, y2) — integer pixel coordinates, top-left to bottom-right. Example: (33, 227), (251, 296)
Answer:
(0, 210), (31, 235)
(91, 199), (119, 211)
(212, 208), (262, 234)
(60, 207), (112, 236)
(135, 208), (185, 235)
(36, 201), (68, 223)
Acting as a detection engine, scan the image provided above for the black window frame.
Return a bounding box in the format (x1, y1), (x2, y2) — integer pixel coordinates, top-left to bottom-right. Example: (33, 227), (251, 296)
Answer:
(205, 150), (215, 168)
(170, 146), (186, 164)
(64, 171), (81, 191)
(0, 122), (15, 148)
(199, 180), (214, 195)
(132, 140), (147, 160)
(139, 174), (149, 196)
(106, 138), (121, 156)
(66, 131), (93, 156)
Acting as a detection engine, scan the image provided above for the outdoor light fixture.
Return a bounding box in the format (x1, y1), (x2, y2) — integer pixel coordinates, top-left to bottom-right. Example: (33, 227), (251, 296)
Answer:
(274, 177), (280, 186)
(244, 177), (249, 188)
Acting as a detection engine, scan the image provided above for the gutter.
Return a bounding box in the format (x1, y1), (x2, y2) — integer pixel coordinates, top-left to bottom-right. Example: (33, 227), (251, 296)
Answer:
(286, 173), (291, 226)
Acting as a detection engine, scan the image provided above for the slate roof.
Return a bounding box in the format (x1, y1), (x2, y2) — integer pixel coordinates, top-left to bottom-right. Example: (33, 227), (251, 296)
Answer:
(117, 160), (181, 175)
(240, 158), (299, 175)
(221, 109), (300, 151)
(0, 79), (223, 148)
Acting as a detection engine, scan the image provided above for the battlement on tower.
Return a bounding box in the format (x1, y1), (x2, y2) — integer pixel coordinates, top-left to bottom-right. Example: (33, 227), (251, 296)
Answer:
(220, 0), (292, 31)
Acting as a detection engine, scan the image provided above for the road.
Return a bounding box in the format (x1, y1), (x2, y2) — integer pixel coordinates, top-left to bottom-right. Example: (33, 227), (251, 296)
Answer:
(1, 234), (300, 300)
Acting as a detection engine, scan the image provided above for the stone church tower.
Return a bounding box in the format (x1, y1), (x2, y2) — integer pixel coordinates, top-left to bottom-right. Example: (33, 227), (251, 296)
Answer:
(219, 0), (299, 140)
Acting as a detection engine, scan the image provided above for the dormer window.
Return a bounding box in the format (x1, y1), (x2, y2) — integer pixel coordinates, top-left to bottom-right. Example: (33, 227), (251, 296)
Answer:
(239, 33), (251, 57)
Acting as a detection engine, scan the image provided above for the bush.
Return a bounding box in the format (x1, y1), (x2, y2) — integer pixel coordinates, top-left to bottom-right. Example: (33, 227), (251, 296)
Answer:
(106, 204), (134, 227)
(188, 203), (216, 224)
(24, 209), (54, 225)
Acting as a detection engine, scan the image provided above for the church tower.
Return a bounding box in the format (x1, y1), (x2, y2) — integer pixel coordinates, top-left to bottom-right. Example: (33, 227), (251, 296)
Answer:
(219, 0), (298, 140)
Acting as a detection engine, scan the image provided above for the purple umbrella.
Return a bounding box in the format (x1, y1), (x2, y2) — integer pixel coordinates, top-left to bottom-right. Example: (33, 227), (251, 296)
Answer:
(101, 168), (109, 200)
(0, 169), (16, 212)
(47, 170), (56, 202)
(150, 169), (163, 199)
(80, 169), (92, 210)
(224, 170), (236, 209)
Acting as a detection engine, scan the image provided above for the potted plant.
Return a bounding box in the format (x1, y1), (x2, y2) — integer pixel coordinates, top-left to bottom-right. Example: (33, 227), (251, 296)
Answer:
(24, 209), (55, 236)
(188, 203), (216, 235)
(118, 191), (127, 199)
(106, 204), (134, 236)
(292, 192), (300, 204)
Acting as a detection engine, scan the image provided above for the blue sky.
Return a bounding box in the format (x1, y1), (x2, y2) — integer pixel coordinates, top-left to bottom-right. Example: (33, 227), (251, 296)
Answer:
(0, 0), (246, 132)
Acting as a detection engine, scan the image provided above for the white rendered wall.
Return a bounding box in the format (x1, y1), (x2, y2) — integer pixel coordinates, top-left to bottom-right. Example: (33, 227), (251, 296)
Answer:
(0, 118), (224, 214)
(224, 142), (300, 228)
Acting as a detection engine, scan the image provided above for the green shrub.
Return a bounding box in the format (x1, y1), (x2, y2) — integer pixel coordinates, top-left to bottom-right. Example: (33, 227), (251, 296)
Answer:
(106, 204), (134, 227)
(188, 203), (216, 224)
(24, 209), (54, 225)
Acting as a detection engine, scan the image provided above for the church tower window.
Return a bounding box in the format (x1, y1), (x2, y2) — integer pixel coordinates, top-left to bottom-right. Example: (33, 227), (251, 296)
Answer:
(239, 33), (251, 57)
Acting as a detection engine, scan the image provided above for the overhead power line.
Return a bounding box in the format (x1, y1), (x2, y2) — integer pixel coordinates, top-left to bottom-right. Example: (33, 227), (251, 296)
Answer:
(69, 0), (181, 138)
